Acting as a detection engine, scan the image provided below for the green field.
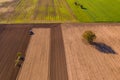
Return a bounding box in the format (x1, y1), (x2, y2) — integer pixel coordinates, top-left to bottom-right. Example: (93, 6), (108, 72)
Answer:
(67, 0), (120, 22)
(0, 0), (120, 23)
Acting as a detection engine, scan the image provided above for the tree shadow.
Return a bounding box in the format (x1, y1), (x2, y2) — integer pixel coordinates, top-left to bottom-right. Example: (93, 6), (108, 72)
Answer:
(91, 42), (116, 54)
(74, 2), (87, 10)
(81, 7), (87, 10)
(79, 5), (87, 10)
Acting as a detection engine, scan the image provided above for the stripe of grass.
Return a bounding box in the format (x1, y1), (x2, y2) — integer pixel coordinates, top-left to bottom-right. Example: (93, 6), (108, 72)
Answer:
(60, 0), (76, 21)
(59, 0), (71, 22)
(54, 0), (63, 21)
(51, 0), (57, 21)
(53, 0), (58, 21)
(56, 0), (74, 21)
(47, 5), (50, 22)
(53, 0), (68, 22)
(33, 1), (42, 22)
(63, 0), (78, 22)
(46, 0), (56, 21)
(62, 0), (75, 21)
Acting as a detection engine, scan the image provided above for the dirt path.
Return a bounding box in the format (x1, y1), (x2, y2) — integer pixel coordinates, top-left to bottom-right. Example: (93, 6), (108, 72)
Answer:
(50, 26), (68, 80)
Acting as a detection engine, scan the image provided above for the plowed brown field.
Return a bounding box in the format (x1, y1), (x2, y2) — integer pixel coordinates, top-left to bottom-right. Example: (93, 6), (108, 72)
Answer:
(62, 23), (120, 80)
(0, 24), (31, 80)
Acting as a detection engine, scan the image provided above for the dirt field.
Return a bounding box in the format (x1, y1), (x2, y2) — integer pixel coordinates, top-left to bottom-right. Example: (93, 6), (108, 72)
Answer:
(61, 23), (120, 80)
(1, 23), (120, 80)
(17, 24), (68, 80)
(0, 24), (31, 80)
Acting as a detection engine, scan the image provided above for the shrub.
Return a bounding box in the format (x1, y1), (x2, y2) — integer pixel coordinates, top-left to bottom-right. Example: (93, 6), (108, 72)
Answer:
(17, 52), (22, 57)
(82, 31), (96, 43)
(15, 52), (24, 67)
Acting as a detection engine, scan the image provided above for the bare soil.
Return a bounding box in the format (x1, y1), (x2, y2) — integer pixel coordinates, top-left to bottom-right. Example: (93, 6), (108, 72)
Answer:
(17, 24), (68, 80)
(1, 23), (120, 80)
(61, 23), (120, 80)
(0, 24), (31, 80)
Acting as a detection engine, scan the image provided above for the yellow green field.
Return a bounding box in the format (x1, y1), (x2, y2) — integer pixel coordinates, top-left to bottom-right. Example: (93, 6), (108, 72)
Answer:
(0, 0), (120, 23)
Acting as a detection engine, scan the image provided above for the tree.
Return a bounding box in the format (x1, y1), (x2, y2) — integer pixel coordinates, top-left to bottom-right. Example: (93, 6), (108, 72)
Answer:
(15, 52), (23, 67)
(82, 31), (96, 43)
(17, 52), (22, 57)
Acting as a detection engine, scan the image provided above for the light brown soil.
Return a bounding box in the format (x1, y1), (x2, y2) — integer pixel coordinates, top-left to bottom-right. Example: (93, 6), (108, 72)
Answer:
(61, 23), (120, 80)
(17, 28), (51, 80)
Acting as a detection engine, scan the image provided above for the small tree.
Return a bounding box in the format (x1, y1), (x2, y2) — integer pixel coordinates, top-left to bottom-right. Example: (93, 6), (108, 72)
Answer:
(15, 52), (23, 67)
(17, 52), (22, 57)
(82, 31), (96, 43)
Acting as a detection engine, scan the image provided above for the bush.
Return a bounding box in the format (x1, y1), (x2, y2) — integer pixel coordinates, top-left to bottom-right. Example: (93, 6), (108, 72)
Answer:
(15, 52), (23, 67)
(17, 52), (22, 57)
(82, 31), (96, 43)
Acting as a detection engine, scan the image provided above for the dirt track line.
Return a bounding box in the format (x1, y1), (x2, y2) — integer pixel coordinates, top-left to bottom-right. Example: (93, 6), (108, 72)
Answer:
(50, 26), (68, 80)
